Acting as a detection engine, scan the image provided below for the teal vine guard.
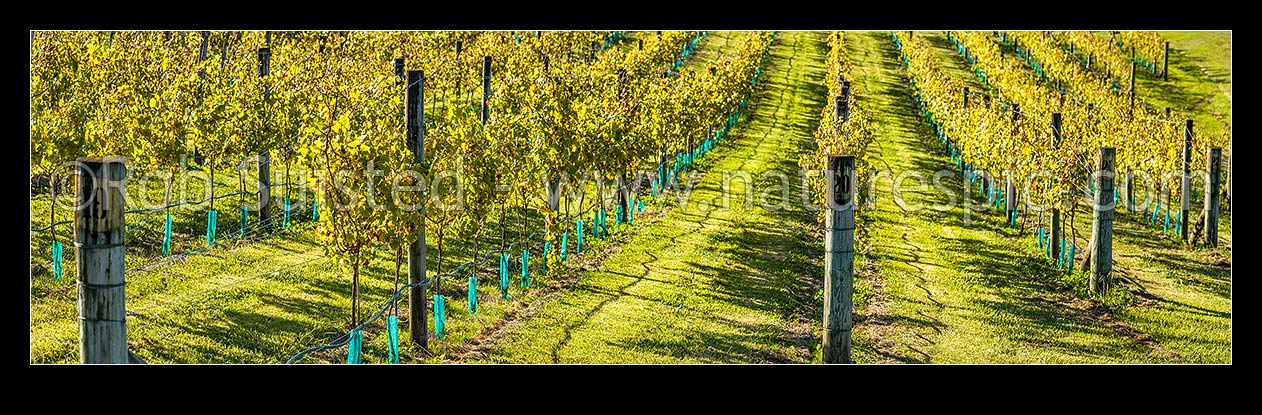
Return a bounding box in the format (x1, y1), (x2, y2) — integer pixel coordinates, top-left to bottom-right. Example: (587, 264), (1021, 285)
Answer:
(386, 315), (400, 364)
(239, 207), (248, 236)
(313, 199), (319, 221)
(1164, 208), (1171, 232)
(434, 294), (446, 339)
(1175, 211), (1181, 234)
(1037, 227), (1044, 249)
(1059, 238), (1066, 268)
(51, 241), (63, 280)
(638, 200), (644, 213)
(1045, 231), (1052, 259)
(599, 209), (607, 237)
(576, 219), (584, 253)
(283, 198), (291, 229)
(1067, 245), (1075, 275)
(560, 232), (568, 260)
(592, 212), (599, 238)
(542, 241), (551, 273)
(162, 214), (173, 255)
(468, 276), (478, 313)
(521, 249), (529, 287)
(346, 328), (362, 364)
(616, 204), (624, 224)
(206, 210), (218, 247)
(628, 199), (634, 224)
(499, 253), (510, 300)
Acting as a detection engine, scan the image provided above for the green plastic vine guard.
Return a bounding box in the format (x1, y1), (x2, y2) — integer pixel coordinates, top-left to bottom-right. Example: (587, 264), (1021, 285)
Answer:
(313, 199), (319, 221)
(387, 315), (400, 364)
(542, 241), (551, 273)
(162, 214), (173, 255)
(239, 207), (248, 235)
(434, 295), (446, 339)
(1067, 245), (1075, 275)
(560, 233), (568, 260)
(500, 253), (510, 300)
(52, 241), (63, 280)
(346, 328), (362, 364)
(283, 198), (291, 229)
(521, 249), (529, 288)
(576, 219), (584, 253)
(206, 210), (218, 246)
(1059, 238), (1066, 268)
(468, 276), (478, 313)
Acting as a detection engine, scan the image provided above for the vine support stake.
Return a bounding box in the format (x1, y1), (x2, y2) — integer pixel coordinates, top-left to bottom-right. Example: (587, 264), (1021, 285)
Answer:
(1050, 113), (1063, 265)
(1089, 148), (1115, 294)
(1203, 147), (1222, 247)
(406, 69), (428, 348)
(75, 156), (130, 364)
(1181, 119), (1193, 242)
(823, 155), (855, 364)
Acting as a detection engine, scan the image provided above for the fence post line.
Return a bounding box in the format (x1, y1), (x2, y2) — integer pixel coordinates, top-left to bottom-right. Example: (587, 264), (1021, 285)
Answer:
(1051, 113), (1063, 265)
(1089, 148), (1115, 294)
(406, 69), (428, 348)
(258, 47), (273, 225)
(76, 156), (130, 364)
(1181, 120), (1193, 243)
(822, 155), (856, 364)
(481, 56), (492, 124)
(1204, 147), (1221, 247)
(1163, 41), (1170, 82)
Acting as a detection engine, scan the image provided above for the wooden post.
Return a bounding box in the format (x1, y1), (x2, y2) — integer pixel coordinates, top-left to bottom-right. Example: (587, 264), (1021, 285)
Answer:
(823, 155), (856, 364)
(963, 87), (970, 109)
(481, 56), (491, 124)
(1204, 147), (1221, 247)
(834, 82), (851, 125)
(76, 156), (129, 364)
(1163, 41), (1170, 82)
(1050, 113), (1062, 264)
(258, 47), (272, 226)
(1180, 119), (1192, 242)
(1129, 57), (1136, 120)
(1089, 148), (1115, 294)
(406, 70), (428, 348)
(1125, 170), (1135, 212)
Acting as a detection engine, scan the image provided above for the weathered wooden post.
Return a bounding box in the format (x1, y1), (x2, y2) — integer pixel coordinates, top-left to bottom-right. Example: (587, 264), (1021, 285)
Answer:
(823, 155), (856, 364)
(1135, 54), (1145, 119)
(1051, 113), (1063, 264)
(1089, 148), (1115, 294)
(1163, 41), (1170, 82)
(963, 87), (970, 109)
(1204, 147), (1222, 247)
(1180, 119), (1192, 242)
(258, 47), (273, 226)
(76, 156), (129, 364)
(834, 82), (850, 124)
(406, 70), (428, 348)
(481, 56), (492, 124)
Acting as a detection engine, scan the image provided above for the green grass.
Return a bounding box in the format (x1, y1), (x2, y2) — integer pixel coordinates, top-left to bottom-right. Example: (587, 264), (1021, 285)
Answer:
(1137, 32), (1231, 140)
(31, 31), (1230, 364)
(843, 31), (1230, 363)
(465, 31), (827, 363)
(29, 30), (745, 364)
